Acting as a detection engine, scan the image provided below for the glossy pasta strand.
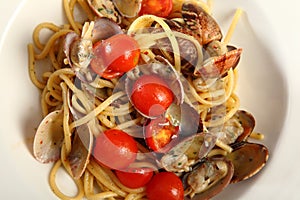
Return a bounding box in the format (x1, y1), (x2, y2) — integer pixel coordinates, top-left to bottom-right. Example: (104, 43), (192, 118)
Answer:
(49, 159), (85, 200)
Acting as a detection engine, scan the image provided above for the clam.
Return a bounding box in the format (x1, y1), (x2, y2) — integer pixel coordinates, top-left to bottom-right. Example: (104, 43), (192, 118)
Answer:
(181, 2), (222, 45)
(183, 157), (234, 199)
(112, 0), (141, 18)
(63, 31), (81, 70)
(194, 47), (242, 79)
(67, 124), (93, 179)
(63, 26), (94, 82)
(165, 102), (202, 137)
(208, 110), (255, 145)
(151, 25), (201, 74)
(33, 109), (64, 163)
(91, 17), (123, 42)
(205, 40), (228, 57)
(195, 42), (242, 79)
(87, 0), (122, 24)
(160, 133), (217, 173)
(63, 18), (123, 82)
(235, 110), (256, 142)
(67, 89), (95, 179)
(226, 142), (269, 183)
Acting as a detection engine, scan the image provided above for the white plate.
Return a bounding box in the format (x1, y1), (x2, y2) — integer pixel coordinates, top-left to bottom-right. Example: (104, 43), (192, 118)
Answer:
(0, 0), (299, 199)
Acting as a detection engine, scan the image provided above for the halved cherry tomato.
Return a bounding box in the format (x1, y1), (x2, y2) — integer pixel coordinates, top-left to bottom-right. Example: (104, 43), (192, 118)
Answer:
(90, 34), (140, 79)
(115, 167), (154, 189)
(93, 129), (138, 170)
(145, 117), (179, 152)
(131, 74), (174, 117)
(139, 0), (173, 18)
(146, 172), (184, 200)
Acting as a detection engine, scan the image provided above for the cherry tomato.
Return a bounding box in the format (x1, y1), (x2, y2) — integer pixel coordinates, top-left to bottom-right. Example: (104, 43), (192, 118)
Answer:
(131, 74), (174, 117)
(139, 0), (173, 18)
(115, 167), (154, 189)
(90, 34), (140, 79)
(93, 129), (138, 170)
(146, 172), (184, 200)
(145, 117), (179, 152)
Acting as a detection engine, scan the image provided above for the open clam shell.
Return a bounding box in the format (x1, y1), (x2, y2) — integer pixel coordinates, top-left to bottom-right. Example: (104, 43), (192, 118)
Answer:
(194, 47), (242, 79)
(63, 31), (80, 69)
(33, 109), (64, 163)
(92, 17), (123, 42)
(67, 124), (94, 179)
(227, 142), (269, 183)
(208, 110), (255, 145)
(183, 157), (234, 200)
(181, 1), (222, 45)
(112, 0), (141, 18)
(235, 110), (256, 142)
(63, 32), (94, 82)
(165, 102), (202, 137)
(160, 133), (217, 173)
(63, 18), (123, 83)
(66, 90), (96, 179)
(87, 0), (121, 24)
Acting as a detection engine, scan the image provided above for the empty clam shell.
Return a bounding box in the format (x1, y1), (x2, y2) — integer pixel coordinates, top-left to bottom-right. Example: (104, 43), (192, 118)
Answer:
(227, 142), (269, 183)
(33, 109), (64, 163)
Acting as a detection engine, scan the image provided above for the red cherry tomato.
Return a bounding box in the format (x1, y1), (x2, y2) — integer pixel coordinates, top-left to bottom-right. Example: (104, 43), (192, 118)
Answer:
(139, 0), (173, 18)
(131, 75), (174, 117)
(90, 34), (140, 79)
(93, 129), (138, 170)
(145, 117), (179, 152)
(146, 172), (184, 200)
(115, 167), (154, 189)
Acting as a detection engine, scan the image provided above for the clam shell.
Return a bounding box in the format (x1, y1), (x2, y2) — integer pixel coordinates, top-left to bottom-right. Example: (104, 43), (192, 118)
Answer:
(160, 133), (217, 172)
(92, 17), (123, 42)
(182, 2), (222, 45)
(33, 110), (64, 163)
(87, 0), (121, 24)
(67, 124), (93, 179)
(184, 157), (234, 200)
(235, 110), (256, 142)
(227, 142), (269, 183)
(165, 102), (202, 137)
(208, 110), (255, 145)
(112, 0), (141, 18)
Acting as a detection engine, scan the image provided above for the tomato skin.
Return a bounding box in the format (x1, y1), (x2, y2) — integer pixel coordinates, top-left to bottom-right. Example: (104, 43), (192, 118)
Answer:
(145, 117), (179, 152)
(131, 75), (174, 117)
(139, 0), (173, 18)
(115, 167), (154, 189)
(146, 172), (184, 200)
(90, 34), (140, 79)
(93, 129), (138, 170)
